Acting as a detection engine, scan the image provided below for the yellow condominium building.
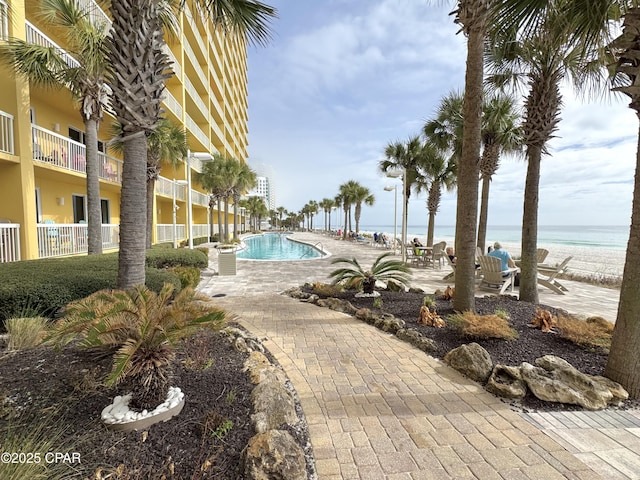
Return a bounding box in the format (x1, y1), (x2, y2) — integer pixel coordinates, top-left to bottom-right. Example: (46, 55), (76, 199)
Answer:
(0, 0), (249, 262)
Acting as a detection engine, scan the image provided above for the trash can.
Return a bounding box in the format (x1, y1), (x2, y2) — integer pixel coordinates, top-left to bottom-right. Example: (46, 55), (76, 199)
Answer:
(218, 250), (237, 276)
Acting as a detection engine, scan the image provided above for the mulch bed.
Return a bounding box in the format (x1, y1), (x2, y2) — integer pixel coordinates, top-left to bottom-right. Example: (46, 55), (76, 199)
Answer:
(0, 328), (259, 479)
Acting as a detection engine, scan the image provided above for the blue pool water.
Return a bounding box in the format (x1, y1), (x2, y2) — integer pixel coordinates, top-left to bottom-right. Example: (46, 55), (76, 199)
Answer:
(237, 233), (324, 260)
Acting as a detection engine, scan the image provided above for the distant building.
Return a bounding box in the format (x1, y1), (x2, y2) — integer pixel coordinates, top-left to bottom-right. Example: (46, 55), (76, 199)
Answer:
(247, 163), (275, 210)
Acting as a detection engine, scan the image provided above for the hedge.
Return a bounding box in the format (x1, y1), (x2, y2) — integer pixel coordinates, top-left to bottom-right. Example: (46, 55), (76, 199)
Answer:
(0, 249), (209, 326)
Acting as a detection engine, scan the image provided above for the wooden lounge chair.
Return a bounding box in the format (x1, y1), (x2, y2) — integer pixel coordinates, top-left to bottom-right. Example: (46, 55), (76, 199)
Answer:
(537, 248), (549, 264)
(477, 255), (519, 295)
(537, 256), (572, 294)
(443, 254), (456, 281)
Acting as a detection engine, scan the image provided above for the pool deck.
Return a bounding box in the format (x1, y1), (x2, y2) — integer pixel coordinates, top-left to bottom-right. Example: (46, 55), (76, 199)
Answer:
(198, 232), (640, 480)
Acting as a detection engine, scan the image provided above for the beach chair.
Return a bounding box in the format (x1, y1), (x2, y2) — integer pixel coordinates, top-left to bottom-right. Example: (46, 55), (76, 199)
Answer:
(537, 248), (549, 264)
(537, 256), (572, 295)
(477, 255), (519, 295)
(405, 243), (425, 267)
(430, 241), (447, 269)
(443, 254), (456, 281)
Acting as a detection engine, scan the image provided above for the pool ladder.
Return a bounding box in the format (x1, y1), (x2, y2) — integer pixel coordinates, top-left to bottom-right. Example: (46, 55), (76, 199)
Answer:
(300, 242), (323, 259)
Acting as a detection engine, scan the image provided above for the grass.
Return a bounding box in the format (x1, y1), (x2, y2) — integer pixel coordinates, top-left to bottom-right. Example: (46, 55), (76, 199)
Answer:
(557, 315), (614, 351)
(4, 317), (48, 350)
(448, 311), (519, 340)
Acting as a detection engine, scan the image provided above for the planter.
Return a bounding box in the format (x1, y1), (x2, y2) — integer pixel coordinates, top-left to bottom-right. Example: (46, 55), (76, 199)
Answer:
(101, 387), (185, 432)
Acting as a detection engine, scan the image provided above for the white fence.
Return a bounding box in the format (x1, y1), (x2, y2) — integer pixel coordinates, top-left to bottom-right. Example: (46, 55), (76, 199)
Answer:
(0, 223), (21, 262)
(36, 223), (119, 258)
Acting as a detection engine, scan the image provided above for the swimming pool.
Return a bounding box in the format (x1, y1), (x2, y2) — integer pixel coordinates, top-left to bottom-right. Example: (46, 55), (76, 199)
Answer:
(236, 233), (325, 260)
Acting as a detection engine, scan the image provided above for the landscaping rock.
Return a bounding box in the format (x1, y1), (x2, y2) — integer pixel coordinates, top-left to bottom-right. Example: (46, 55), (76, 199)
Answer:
(250, 375), (298, 433)
(316, 297), (357, 315)
(243, 430), (307, 480)
(520, 355), (629, 410)
(486, 365), (527, 399)
(386, 280), (405, 292)
(244, 351), (287, 385)
(444, 343), (493, 383)
(395, 329), (436, 353)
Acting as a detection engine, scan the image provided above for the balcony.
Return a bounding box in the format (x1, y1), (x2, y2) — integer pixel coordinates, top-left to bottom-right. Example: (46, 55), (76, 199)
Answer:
(25, 22), (80, 70)
(185, 114), (208, 148)
(0, 109), (14, 155)
(162, 89), (183, 119)
(185, 76), (208, 118)
(0, 222), (20, 262)
(31, 124), (123, 183)
(0, 0), (8, 41)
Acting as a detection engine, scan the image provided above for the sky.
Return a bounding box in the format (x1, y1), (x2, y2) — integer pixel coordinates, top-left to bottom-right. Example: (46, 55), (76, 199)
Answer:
(245, 0), (638, 229)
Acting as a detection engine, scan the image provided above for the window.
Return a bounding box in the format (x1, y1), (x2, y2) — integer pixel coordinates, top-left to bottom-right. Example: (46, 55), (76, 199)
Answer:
(72, 195), (86, 223)
(68, 127), (105, 152)
(101, 199), (110, 224)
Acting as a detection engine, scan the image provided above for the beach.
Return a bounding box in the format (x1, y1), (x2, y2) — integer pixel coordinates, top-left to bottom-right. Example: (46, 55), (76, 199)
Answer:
(358, 224), (628, 278)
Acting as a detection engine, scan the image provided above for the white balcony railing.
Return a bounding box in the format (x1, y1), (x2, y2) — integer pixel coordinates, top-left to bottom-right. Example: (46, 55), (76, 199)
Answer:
(156, 176), (187, 201)
(0, 223), (21, 262)
(25, 22), (80, 70)
(192, 190), (209, 207)
(192, 223), (210, 239)
(186, 114), (209, 147)
(163, 44), (181, 78)
(0, 109), (14, 155)
(32, 124), (123, 183)
(36, 223), (119, 258)
(162, 89), (183, 119)
(183, 40), (207, 88)
(184, 5), (207, 61)
(0, 0), (8, 41)
(74, 0), (110, 29)
(185, 76), (208, 117)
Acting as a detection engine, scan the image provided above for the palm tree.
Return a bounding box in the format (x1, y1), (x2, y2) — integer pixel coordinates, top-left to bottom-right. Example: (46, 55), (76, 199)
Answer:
(477, 92), (523, 253)
(245, 195), (267, 231)
(111, 118), (188, 248)
(195, 154), (228, 243)
(416, 141), (457, 246)
(319, 198), (335, 231)
(486, 5), (599, 304)
(351, 184), (375, 234)
(0, 0), (110, 254)
(447, 1), (490, 313)
(338, 181), (359, 238)
(107, 0), (276, 288)
(329, 252), (412, 294)
(379, 136), (427, 250)
(230, 161), (256, 240)
(276, 206), (287, 230)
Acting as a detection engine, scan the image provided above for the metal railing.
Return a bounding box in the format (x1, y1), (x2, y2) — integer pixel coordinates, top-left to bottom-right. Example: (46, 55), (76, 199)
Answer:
(25, 21), (80, 70)
(0, 109), (14, 155)
(162, 89), (183, 119)
(0, 0), (8, 41)
(31, 124), (123, 183)
(0, 223), (21, 262)
(185, 76), (208, 118)
(185, 114), (209, 147)
(36, 223), (119, 258)
(157, 223), (186, 244)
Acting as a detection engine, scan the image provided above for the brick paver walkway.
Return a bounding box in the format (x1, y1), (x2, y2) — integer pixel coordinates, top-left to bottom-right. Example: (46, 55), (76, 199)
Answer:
(199, 232), (640, 479)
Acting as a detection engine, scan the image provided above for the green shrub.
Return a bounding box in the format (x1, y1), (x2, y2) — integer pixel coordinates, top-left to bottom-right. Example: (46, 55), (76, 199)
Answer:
(5, 317), (48, 350)
(171, 266), (201, 289)
(145, 248), (208, 269)
(0, 254), (181, 325)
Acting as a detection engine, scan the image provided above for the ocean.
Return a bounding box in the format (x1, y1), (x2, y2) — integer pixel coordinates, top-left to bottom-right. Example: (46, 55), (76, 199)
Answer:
(358, 224), (630, 277)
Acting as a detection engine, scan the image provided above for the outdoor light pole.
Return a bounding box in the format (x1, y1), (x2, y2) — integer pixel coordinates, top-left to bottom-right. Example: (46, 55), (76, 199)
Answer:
(186, 150), (213, 249)
(386, 168), (406, 262)
(384, 185), (397, 255)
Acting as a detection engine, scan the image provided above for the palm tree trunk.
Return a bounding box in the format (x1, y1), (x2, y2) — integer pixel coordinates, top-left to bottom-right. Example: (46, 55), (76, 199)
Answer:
(477, 175), (490, 253)
(343, 209), (348, 239)
(85, 118), (103, 254)
(146, 178), (155, 249)
(223, 198), (230, 241)
(209, 199), (215, 241)
(453, 19), (485, 313)
(118, 134), (147, 288)
(427, 212), (436, 247)
(216, 199), (223, 239)
(519, 144), (541, 303)
(233, 195), (239, 240)
(605, 106), (640, 399)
